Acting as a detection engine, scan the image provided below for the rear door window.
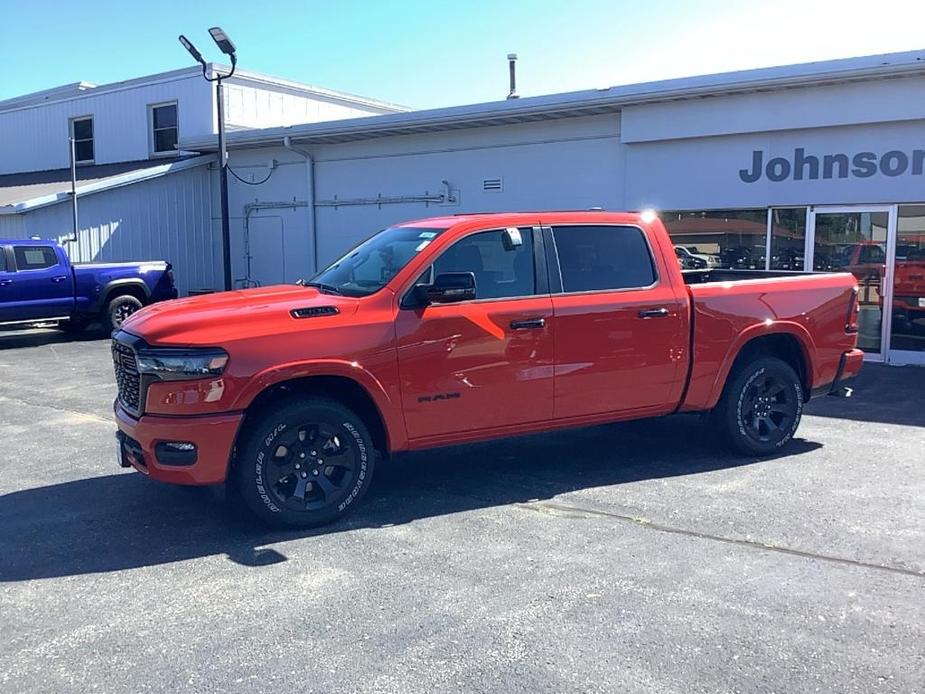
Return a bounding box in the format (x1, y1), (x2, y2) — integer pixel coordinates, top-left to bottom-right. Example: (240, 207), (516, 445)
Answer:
(13, 246), (59, 271)
(551, 225), (656, 292)
(0, 249), (8, 272)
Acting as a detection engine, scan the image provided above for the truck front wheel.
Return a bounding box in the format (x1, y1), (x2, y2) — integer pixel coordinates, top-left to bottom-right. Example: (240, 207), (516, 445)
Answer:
(233, 397), (376, 528)
(712, 357), (804, 456)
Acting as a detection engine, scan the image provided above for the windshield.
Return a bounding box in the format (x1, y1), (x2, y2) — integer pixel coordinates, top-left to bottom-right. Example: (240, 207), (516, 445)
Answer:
(308, 226), (445, 297)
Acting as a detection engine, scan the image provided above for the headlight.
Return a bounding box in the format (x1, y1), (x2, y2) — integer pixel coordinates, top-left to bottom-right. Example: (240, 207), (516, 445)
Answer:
(135, 348), (229, 380)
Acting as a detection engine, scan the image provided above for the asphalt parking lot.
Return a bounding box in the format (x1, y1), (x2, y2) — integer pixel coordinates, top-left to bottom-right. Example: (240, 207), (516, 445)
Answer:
(1, 328), (923, 693)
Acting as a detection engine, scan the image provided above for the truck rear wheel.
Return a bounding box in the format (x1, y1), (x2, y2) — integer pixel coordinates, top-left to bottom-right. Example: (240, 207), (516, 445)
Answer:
(233, 397), (376, 528)
(712, 356), (804, 456)
(103, 294), (143, 333)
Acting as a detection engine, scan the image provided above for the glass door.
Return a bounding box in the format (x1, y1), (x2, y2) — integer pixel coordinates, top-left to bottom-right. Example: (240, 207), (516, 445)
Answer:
(887, 205), (925, 364)
(808, 206), (893, 360)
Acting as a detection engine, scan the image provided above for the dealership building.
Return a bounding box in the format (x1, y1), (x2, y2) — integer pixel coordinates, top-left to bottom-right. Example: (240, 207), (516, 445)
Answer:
(2, 49), (924, 364)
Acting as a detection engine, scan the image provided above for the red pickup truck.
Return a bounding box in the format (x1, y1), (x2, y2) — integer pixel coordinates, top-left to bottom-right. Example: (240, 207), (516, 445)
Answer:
(112, 211), (863, 527)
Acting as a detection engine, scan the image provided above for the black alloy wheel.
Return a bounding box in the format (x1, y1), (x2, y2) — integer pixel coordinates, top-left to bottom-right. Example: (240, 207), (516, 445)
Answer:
(235, 397), (376, 528)
(713, 356), (804, 456)
(739, 371), (799, 445)
(104, 295), (143, 333)
(267, 423), (358, 512)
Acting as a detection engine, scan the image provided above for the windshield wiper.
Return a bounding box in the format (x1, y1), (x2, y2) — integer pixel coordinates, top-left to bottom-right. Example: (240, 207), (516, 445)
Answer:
(298, 280), (343, 295)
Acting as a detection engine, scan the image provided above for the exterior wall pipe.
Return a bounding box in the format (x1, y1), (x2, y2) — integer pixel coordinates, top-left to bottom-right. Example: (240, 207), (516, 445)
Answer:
(282, 136), (318, 272)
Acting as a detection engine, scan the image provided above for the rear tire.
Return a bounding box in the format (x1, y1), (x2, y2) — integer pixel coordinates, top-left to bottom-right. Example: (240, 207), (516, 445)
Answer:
(233, 397), (376, 528)
(103, 294), (143, 333)
(712, 356), (804, 456)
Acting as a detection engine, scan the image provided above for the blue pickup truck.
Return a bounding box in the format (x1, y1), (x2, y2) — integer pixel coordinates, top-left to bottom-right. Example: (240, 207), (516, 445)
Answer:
(0, 239), (178, 333)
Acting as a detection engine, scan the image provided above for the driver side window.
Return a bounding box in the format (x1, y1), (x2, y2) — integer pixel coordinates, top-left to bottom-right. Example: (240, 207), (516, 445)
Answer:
(428, 228), (536, 300)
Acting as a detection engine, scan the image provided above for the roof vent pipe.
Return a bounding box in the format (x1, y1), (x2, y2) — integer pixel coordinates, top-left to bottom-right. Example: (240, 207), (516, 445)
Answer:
(507, 53), (519, 100)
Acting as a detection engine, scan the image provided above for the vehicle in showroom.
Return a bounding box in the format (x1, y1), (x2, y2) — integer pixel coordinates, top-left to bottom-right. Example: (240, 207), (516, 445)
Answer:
(0, 239), (177, 332)
(675, 244), (718, 268)
(674, 245), (707, 269)
(111, 211), (863, 528)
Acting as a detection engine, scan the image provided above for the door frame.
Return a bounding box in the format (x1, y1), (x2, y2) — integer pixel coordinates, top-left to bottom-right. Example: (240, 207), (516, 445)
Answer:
(807, 205), (895, 362)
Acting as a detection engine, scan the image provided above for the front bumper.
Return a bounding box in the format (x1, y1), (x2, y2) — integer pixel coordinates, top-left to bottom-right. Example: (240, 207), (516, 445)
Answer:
(114, 402), (242, 485)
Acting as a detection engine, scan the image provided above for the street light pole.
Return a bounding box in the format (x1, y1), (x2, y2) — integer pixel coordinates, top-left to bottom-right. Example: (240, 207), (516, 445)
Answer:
(179, 28), (238, 291)
(215, 77), (232, 292)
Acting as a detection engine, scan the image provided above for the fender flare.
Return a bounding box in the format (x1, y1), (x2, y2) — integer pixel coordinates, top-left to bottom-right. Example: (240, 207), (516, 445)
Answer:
(91, 278), (152, 313)
(705, 321), (816, 409)
(231, 359), (408, 453)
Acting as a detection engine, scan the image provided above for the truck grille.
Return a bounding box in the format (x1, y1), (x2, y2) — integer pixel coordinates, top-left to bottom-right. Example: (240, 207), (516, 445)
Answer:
(112, 340), (141, 414)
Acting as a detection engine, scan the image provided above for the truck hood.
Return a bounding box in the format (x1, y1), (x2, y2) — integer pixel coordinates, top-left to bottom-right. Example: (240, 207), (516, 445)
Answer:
(122, 284), (360, 346)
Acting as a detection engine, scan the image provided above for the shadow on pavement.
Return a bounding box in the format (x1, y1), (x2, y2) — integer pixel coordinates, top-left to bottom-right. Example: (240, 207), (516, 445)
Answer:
(0, 327), (107, 350)
(804, 363), (925, 427)
(0, 414), (821, 582)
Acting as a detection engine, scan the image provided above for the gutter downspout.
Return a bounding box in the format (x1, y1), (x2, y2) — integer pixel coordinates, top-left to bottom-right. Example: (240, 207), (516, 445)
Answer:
(282, 136), (318, 272)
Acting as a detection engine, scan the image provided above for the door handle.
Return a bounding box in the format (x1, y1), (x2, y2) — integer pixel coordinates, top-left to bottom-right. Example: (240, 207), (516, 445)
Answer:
(51, 275), (68, 283)
(638, 307), (670, 319)
(0, 279), (12, 286)
(510, 317), (546, 330)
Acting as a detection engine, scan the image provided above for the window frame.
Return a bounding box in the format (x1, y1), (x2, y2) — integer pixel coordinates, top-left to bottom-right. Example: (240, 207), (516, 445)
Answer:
(546, 223), (661, 296)
(402, 226), (548, 306)
(12, 245), (61, 272)
(69, 115), (95, 164)
(148, 101), (179, 158)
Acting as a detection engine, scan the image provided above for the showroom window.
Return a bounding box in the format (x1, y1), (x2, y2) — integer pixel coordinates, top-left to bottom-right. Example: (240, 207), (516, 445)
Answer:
(150, 102), (179, 155)
(552, 225), (656, 292)
(69, 116), (94, 163)
(661, 210), (767, 269)
(769, 208), (808, 270)
(890, 205), (925, 353)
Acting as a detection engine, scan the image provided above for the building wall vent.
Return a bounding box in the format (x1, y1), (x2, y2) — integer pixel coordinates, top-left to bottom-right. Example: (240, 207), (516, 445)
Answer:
(482, 177), (503, 192)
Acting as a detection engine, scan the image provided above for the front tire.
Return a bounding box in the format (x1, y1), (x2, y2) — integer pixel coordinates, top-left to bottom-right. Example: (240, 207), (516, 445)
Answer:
(712, 357), (804, 456)
(233, 397), (376, 528)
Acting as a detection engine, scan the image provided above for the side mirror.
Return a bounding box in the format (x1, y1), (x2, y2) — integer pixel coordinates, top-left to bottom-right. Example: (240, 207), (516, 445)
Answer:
(422, 272), (476, 304)
(502, 227), (523, 251)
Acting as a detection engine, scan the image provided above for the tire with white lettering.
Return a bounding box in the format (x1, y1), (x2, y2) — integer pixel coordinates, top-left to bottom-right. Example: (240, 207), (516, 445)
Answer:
(234, 397), (375, 528)
(712, 357), (804, 456)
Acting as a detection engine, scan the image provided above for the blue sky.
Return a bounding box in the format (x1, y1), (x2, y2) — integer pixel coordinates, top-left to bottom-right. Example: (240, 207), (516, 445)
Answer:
(2, 0), (924, 108)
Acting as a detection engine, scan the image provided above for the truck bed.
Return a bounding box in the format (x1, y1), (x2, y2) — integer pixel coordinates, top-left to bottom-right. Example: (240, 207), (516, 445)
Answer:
(680, 269), (859, 412)
(682, 268), (816, 284)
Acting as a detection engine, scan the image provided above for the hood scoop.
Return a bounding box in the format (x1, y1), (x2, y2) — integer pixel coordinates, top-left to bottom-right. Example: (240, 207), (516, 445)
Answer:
(291, 305), (340, 319)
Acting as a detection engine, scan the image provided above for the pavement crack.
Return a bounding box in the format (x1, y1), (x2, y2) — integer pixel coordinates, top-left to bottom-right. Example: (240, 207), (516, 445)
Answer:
(517, 500), (925, 579)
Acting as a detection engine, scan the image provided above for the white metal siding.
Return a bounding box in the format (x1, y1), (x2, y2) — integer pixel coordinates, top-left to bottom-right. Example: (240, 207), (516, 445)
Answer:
(0, 75), (212, 175)
(219, 115), (623, 284)
(222, 82), (398, 131)
(5, 164), (217, 296)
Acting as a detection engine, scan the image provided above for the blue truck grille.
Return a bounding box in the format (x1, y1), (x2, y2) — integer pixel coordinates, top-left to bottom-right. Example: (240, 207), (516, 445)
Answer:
(112, 340), (141, 414)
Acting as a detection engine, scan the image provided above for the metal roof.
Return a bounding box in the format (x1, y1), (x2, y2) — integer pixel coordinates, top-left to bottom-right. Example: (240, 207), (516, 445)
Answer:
(182, 48), (925, 151)
(0, 156), (215, 213)
(0, 64), (407, 114)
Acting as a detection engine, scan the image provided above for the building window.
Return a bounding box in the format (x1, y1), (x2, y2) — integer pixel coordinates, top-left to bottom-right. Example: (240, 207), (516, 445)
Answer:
(150, 102), (178, 155)
(769, 208), (808, 270)
(662, 210), (767, 269)
(69, 116), (94, 163)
